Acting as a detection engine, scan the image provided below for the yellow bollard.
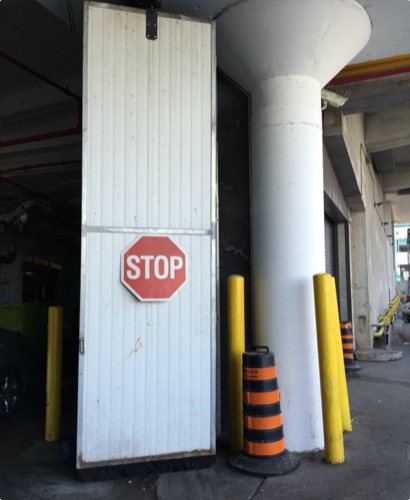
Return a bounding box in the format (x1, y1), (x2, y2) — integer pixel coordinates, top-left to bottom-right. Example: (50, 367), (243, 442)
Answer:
(227, 275), (245, 453)
(45, 306), (63, 442)
(313, 273), (344, 464)
(330, 277), (352, 433)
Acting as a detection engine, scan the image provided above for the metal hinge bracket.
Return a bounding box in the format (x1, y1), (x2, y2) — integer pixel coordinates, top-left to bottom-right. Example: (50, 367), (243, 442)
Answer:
(79, 338), (85, 355)
(146, 6), (158, 40)
(134, 0), (161, 40)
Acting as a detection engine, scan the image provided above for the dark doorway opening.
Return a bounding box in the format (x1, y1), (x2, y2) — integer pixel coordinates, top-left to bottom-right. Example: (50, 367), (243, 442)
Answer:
(217, 71), (252, 439)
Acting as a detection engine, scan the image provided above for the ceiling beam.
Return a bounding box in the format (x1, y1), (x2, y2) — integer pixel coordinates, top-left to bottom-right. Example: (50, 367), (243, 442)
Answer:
(380, 170), (410, 192)
(365, 105), (410, 152)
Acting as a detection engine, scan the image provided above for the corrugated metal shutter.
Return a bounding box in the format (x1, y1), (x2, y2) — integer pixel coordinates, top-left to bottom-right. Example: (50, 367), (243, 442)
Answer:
(325, 215), (334, 275)
(78, 3), (216, 468)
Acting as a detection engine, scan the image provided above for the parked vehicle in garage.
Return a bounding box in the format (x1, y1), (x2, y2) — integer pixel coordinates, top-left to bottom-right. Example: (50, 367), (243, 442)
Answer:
(0, 328), (34, 416)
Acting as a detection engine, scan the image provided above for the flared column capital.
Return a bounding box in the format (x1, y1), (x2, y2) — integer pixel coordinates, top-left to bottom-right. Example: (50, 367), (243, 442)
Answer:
(217, 0), (371, 92)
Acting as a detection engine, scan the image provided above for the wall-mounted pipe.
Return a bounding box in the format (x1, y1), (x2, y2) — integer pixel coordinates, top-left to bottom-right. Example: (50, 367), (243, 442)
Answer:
(0, 176), (79, 217)
(1, 159), (81, 176)
(0, 116), (81, 147)
(0, 51), (82, 148)
(329, 66), (410, 87)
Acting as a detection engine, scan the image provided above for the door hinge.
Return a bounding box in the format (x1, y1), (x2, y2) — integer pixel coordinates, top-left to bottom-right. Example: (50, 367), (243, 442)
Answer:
(146, 6), (158, 40)
(79, 338), (85, 355)
(134, 1), (161, 40)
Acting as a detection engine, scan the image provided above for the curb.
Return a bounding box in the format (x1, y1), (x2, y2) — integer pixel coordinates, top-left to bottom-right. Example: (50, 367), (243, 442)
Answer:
(355, 349), (403, 362)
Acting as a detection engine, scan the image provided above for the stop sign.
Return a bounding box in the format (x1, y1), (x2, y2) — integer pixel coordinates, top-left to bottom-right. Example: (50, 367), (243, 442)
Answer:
(120, 236), (186, 301)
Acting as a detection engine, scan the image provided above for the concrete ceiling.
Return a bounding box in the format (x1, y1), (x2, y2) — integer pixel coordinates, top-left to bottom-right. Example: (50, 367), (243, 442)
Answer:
(0, 0), (409, 250)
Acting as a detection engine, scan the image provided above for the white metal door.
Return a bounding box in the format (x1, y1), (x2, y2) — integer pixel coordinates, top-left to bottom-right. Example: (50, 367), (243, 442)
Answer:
(78, 1), (216, 468)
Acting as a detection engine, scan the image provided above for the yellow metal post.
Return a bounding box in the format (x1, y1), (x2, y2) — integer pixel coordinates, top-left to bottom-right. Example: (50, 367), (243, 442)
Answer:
(330, 277), (352, 433)
(45, 306), (63, 442)
(227, 275), (245, 452)
(313, 273), (344, 464)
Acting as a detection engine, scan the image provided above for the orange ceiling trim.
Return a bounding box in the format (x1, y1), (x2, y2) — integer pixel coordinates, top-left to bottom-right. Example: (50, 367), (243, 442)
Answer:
(335, 54), (410, 79)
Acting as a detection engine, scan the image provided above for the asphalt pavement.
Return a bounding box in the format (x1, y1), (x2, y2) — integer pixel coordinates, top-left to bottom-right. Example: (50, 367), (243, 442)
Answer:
(0, 320), (409, 499)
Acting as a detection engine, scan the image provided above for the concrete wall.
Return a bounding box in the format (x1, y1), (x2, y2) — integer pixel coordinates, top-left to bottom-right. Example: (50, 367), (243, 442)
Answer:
(396, 280), (409, 297)
(343, 112), (396, 349)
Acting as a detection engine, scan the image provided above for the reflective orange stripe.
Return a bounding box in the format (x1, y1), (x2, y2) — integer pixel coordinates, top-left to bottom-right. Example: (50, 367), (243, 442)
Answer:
(340, 322), (352, 329)
(244, 438), (285, 456)
(243, 366), (277, 381)
(243, 414), (282, 430)
(243, 390), (280, 405)
(344, 353), (354, 359)
(342, 342), (354, 349)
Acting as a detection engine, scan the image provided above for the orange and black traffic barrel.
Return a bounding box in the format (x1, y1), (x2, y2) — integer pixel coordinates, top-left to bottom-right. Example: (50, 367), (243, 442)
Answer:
(229, 347), (300, 476)
(340, 322), (361, 371)
(242, 349), (285, 458)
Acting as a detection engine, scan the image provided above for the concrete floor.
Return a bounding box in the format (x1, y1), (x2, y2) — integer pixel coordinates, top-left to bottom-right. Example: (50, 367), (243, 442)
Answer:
(0, 321), (409, 499)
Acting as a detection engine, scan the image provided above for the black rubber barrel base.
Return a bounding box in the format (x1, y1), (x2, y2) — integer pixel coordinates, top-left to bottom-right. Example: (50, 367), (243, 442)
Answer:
(345, 362), (362, 371)
(229, 450), (300, 477)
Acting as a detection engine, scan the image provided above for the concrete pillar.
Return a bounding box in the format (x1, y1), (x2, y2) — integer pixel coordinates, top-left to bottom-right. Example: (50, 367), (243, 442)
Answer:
(350, 210), (372, 350)
(251, 75), (325, 451)
(217, 0), (371, 452)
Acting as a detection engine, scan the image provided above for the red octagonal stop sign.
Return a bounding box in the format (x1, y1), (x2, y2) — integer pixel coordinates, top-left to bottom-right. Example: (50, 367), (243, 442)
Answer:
(121, 236), (186, 301)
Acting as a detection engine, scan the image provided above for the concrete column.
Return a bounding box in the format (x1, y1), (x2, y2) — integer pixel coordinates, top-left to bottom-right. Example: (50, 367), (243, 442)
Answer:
(218, 0), (371, 452)
(252, 76), (325, 451)
(350, 210), (372, 350)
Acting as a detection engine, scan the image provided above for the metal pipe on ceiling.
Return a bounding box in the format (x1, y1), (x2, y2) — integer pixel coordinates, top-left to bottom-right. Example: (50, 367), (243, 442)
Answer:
(0, 50), (80, 101)
(329, 66), (410, 86)
(0, 160), (81, 176)
(0, 176), (79, 217)
(0, 51), (82, 147)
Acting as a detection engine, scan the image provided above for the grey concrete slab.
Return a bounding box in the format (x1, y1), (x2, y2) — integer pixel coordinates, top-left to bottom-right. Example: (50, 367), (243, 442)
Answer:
(0, 322), (409, 499)
(356, 348), (403, 361)
(0, 462), (157, 500)
(157, 454), (262, 500)
(252, 345), (410, 500)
